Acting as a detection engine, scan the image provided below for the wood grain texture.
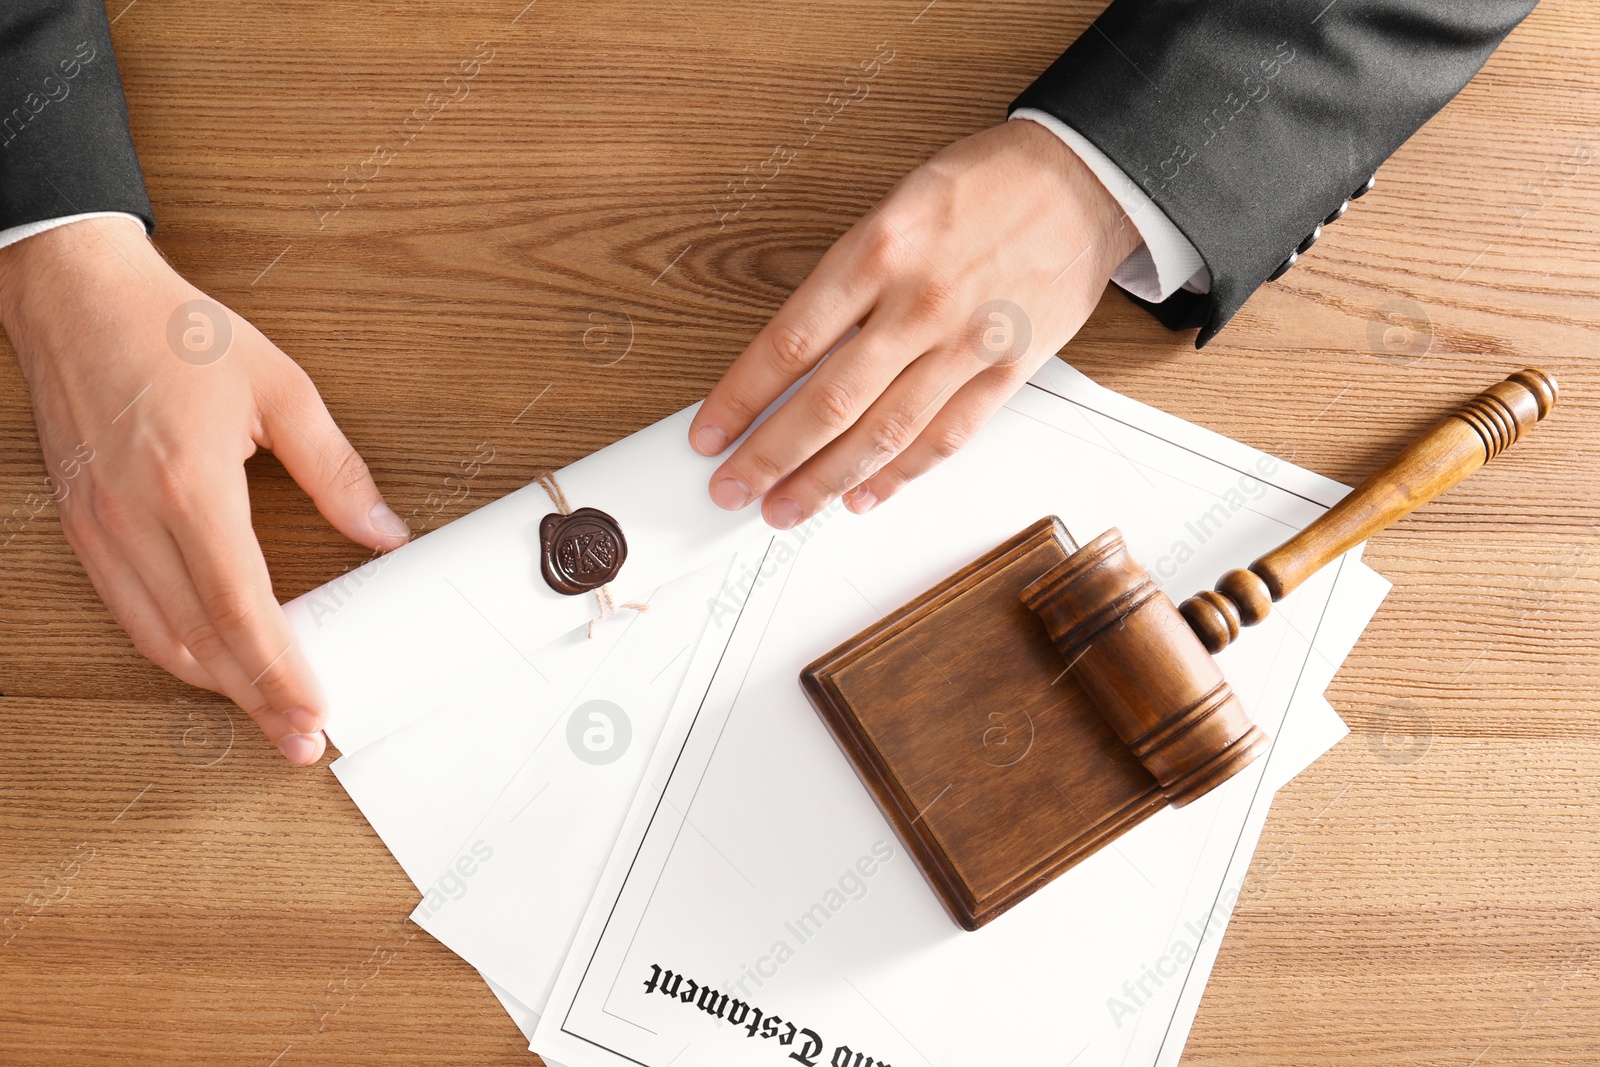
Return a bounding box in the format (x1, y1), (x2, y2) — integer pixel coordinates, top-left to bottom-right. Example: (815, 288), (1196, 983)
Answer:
(1, 0), (1597, 1063)
(1181, 369), (1561, 652)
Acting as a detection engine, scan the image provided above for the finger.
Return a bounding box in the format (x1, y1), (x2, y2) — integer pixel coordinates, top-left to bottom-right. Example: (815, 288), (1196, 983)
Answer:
(689, 229), (880, 458)
(846, 363), (1022, 512)
(257, 372), (410, 552)
(63, 516), (220, 692)
(166, 464), (331, 752)
(709, 318), (927, 526)
(111, 485), (323, 763)
(761, 348), (973, 526)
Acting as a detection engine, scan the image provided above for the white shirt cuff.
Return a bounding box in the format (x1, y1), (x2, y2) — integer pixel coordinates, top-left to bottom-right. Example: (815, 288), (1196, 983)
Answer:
(0, 212), (148, 253)
(1010, 109), (1210, 302)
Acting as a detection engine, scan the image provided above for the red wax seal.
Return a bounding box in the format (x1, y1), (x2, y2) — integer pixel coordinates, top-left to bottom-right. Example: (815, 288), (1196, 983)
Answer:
(540, 507), (627, 595)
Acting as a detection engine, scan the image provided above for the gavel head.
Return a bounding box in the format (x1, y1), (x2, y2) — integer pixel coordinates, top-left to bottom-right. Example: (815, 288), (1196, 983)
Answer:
(1021, 528), (1270, 807)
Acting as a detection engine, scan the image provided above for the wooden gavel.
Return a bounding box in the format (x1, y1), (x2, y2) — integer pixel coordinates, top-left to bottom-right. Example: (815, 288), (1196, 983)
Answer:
(803, 368), (1559, 930)
(1022, 368), (1558, 807)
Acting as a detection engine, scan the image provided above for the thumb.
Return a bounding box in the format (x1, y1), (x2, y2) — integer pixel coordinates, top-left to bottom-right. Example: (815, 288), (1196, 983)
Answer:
(258, 372), (410, 553)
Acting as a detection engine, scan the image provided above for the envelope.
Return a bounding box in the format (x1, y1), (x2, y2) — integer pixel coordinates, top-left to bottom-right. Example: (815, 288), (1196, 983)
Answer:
(285, 403), (771, 755)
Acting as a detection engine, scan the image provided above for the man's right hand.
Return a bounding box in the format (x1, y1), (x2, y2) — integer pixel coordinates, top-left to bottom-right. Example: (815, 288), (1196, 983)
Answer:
(0, 217), (409, 764)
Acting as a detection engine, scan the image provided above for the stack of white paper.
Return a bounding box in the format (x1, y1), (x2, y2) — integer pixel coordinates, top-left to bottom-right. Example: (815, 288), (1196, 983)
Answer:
(287, 361), (1388, 1066)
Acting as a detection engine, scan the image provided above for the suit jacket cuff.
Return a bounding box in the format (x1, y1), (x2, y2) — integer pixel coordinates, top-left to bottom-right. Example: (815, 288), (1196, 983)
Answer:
(1011, 0), (1537, 346)
(0, 2), (155, 234)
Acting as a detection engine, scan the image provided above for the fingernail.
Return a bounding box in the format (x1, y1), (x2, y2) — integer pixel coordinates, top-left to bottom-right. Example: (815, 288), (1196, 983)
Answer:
(694, 425), (729, 455)
(284, 706), (322, 734)
(846, 486), (878, 514)
(710, 475), (752, 511)
(768, 498), (803, 530)
(369, 500), (410, 541)
(277, 731), (324, 765)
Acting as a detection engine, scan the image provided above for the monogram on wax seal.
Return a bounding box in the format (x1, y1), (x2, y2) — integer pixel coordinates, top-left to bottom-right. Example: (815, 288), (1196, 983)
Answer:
(539, 507), (628, 595)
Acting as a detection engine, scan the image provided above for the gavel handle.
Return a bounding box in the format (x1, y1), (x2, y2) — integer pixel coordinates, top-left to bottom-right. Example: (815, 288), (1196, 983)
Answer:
(1179, 368), (1559, 653)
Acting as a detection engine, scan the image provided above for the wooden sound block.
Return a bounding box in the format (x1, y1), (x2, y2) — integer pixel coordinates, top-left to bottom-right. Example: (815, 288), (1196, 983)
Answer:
(802, 518), (1170, 931)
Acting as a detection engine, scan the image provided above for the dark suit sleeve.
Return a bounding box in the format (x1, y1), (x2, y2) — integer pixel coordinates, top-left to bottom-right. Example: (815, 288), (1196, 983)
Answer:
(0, 0), (153, 232)
(1011, 0), (1539, 345)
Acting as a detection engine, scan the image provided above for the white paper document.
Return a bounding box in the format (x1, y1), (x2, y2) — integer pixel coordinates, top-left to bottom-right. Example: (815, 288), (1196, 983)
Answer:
(533, 361), (1387, 1067)
(288, 358), (1389, 1062)
(327, 556), (749, 891)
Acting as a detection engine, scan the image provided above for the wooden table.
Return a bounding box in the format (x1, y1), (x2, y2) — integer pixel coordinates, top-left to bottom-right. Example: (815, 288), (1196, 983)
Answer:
(2, 1), (1596, 1063)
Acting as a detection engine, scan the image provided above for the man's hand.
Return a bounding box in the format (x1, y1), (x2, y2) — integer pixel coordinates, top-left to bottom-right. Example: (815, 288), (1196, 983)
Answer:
(690, 119), (1141, 527)
(0, 218), (409, 764)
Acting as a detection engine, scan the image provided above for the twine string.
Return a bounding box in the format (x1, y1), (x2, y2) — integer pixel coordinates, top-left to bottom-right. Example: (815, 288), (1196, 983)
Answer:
(533, 471), (572, 517)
